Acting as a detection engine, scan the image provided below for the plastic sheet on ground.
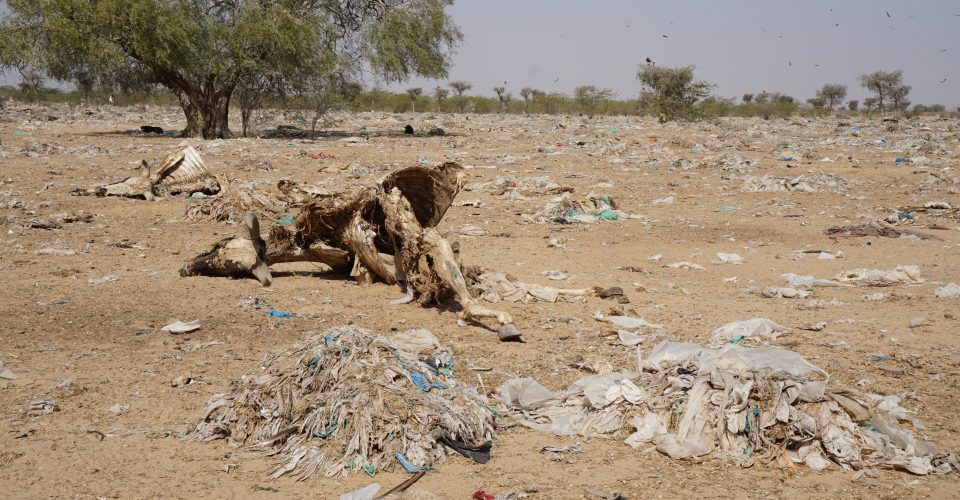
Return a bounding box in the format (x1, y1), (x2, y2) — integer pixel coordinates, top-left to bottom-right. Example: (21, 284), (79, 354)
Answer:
(934, 283), (960, 298)
(837, 265), (924, 286)
(498, 373), (644, 437)
(710, 318), (790, 343)
(744, 286), (812, 299)
(782, 273), (843, 289)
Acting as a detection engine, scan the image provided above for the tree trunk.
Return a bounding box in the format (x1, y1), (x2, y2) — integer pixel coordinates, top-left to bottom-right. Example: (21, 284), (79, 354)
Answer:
(241, 107), (252, 137)
(177, 86), (235, 139)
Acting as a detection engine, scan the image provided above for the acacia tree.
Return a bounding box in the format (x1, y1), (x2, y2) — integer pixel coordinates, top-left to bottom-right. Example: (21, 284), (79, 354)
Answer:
(493, 85), (510, 112)
(817, 83), (847, 110)
(0, 0), (461, 139)
(446, 81), (470, 112)
(859, 70), (904, 116)
(406, 87), (423, 112)
(848, 100), (859, 112)
(518, 87), (534, 112)
(741, 93), (754, 103)
(448, 81), (471, 96)
(890, 84), (911, 111)
(637, 64), (714, 120)
(807, 95), (827, 110)
(433, 86), (448, 112)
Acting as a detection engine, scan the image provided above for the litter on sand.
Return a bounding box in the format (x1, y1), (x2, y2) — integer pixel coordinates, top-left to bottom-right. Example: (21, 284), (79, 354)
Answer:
(87, 274), (118, 285)
(192, 326), (495, 479)
(593, 311), (662, 331)
(0, 359), (19, 380)
(623, 340), (955, 474)
(713, 253), (745, 265)
(710, 318), (790, 344)
(837, 266), (924, 286)
(496, 335), (958, 474)
(160, 319), (202, 334)
(933, 283), (960, 298)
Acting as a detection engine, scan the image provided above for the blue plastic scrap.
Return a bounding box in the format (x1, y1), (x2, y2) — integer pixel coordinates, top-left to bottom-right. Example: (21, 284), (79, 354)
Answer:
(307, 355), (322, 375)
(265, 308), (296, 318)
(314, 424), (337, 439)
(409, 372), (446, 392)
(395, 452), (425, 473)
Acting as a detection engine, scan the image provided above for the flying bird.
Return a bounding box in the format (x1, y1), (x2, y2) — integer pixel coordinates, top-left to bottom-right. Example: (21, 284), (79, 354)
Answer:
(662, 34), (669, 38)
(886, 11), (891, 18)
(645, 57), (653, 64)
(940, 78), (948, 84)
(835, 23), (839, 27)
(553, 77), (560, 83)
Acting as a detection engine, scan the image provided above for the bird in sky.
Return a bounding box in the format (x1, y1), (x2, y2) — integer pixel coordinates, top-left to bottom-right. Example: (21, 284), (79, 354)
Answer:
(886, 11), (891, 18)
(940, 78), (948, 84)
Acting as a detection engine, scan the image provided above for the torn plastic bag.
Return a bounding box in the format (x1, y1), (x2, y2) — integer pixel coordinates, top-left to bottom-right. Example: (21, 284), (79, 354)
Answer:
(624, 412), (670, 448)
(389, 329), (439, 354)
(708, 345), (828, 402)
(837, 265), (924, 286)
(340, 483), (380, 500)
(593, 311), (662, 331)
(782, 273), (843, 288)
(498, 378), (557, 410)
(640, 340), (711, 372)
(710, 318), (790, 343)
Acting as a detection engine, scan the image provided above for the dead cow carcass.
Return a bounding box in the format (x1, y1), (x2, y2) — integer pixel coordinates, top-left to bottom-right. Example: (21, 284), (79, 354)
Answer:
(70, 145), (220, 199)
(182, 162), (520, 338)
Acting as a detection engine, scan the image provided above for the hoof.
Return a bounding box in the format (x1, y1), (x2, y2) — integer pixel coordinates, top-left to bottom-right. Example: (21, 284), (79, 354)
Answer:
(391, 289), (415, 305)
(497, 324), (524, 342)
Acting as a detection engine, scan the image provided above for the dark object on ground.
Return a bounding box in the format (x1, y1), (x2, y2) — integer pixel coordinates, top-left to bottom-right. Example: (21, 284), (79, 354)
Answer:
(181, 162), (520, 334)
(598, 286), (624, 299)
(376, 471), (427, 499)
(438, 433), (492, 464)
(140, 125), (164, 134)
(404, 124), (414, 135)
(825, 222), (934, 240)
(428, 127), (446, 136)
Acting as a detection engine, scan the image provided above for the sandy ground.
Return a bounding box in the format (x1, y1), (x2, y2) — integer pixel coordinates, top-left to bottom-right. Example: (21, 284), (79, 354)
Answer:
(1, 103), (959, 498)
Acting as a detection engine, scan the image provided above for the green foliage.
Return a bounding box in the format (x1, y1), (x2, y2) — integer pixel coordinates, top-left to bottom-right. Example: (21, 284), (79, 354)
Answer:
(1, 0), (461, 138)
(859, 70), (904, 113)
(573, 85), (615, 116)
(695, 96), (735, 118)
(448, 81), (472, 96)
(817, 83), (847, 110)
(637, 65), (714, 120)
(729, 92), (798, 119)
(848, 100), (859, 112)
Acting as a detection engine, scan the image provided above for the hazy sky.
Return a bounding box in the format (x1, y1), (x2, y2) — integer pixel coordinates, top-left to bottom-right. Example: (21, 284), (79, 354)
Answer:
(2, 1), (957, 107)
(383, 0), (960, 107)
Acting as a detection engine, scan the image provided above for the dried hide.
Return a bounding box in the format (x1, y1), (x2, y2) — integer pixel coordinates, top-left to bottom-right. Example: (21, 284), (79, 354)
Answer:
(70, 145), (219, 200)
(182, 162), (518, 332)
